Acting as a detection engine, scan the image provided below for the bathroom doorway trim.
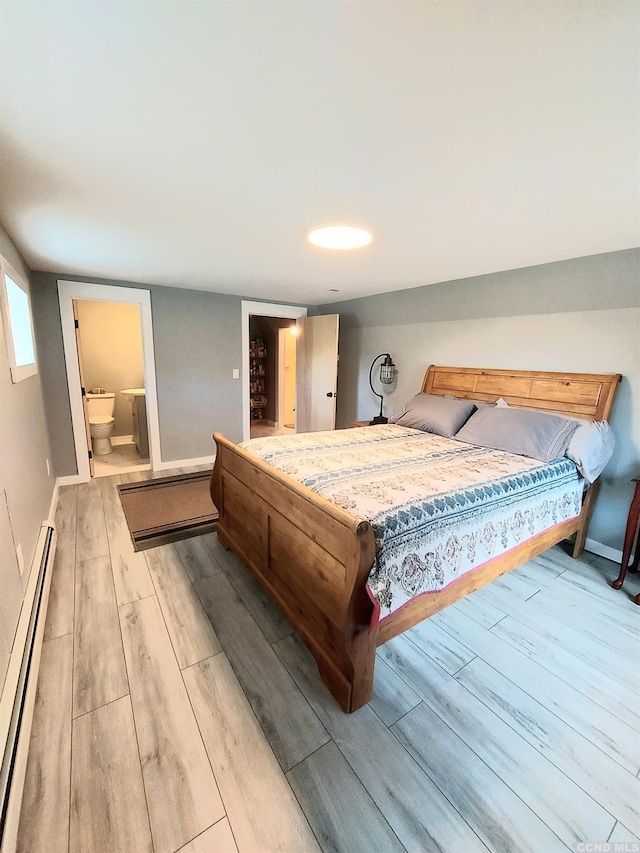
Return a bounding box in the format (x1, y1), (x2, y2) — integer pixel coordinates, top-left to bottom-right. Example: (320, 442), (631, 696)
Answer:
(58, 280), (162, 483)
(241, 301), (307, 442)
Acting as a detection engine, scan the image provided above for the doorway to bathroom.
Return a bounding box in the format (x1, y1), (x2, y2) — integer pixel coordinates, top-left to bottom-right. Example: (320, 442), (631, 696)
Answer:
(74, 297), (150, 478)
(58, 280), (162, 483)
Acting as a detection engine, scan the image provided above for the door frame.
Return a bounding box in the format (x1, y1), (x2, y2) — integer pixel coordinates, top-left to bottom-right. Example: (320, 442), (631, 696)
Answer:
(58, 280), (162, 482)
(241, 301), (307, 441)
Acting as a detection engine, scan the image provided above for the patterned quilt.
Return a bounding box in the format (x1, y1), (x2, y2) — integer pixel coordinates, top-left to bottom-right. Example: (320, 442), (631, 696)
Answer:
(239, 425), (583, 624)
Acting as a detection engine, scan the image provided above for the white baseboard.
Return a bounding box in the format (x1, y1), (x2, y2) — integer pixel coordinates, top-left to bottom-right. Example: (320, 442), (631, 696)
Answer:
(1, 523), (56, 852)
(584, 537), (624, 564)
(153, 454), (216, 471)
(56, 473), (85, 486)
(56, 452), (216, 484)
(47, 480), (60, 526)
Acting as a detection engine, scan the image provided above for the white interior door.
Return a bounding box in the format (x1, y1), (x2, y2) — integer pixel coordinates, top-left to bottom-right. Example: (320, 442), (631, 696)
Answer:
(295, 314), (339, 432)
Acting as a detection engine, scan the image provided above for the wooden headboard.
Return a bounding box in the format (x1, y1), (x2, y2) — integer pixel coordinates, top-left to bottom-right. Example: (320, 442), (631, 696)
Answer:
(422, 365), (622, 421)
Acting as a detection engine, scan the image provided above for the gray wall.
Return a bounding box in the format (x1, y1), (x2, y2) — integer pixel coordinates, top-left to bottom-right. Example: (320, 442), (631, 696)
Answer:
(321, 249), (640, 553)
(0, 224), (54, 687)
(31, 273), (251, 472)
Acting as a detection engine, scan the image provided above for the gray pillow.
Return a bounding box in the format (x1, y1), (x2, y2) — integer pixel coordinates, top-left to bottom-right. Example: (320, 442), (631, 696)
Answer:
(454, 406), (580, 463)
(495, 398), (614, 480)
(390, 393), (476, 438)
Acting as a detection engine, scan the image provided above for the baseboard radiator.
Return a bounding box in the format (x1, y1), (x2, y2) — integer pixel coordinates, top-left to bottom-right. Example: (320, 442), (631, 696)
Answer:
(0, 522), (56, 852)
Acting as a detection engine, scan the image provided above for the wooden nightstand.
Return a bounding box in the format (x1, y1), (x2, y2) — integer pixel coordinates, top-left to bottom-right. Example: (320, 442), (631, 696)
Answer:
(612, 477), (640, 605)
(350, 420), (372, 427)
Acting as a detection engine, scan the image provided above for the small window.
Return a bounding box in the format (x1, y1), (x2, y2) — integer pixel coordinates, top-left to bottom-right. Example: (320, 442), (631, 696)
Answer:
(0, 256), (38, 382)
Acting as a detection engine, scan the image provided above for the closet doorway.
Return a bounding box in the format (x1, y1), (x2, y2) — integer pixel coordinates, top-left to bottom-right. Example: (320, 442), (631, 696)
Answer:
(249, 314), (299, 439)
(241, 301), (306, 441)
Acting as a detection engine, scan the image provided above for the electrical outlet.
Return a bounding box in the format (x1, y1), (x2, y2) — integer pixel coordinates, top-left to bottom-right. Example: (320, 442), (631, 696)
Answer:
(232, 368), (240, 379)
(46, 458), (51, 476)
(16, 542), (24, 575)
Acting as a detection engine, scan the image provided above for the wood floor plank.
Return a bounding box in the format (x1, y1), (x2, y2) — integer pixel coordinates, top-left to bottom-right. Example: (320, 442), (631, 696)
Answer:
(206, 535), (294, 643)
(44, 541), (75, 640)
(524, 587), (635, 655)
(393, 702), (568, 853)
(99, 473), (125, 518)
(73, 555), (128, 717)
(380, 635), (615, 846)
(433, 606), (640, 774)
(106, 512), (155, 606)
(491, 569), (541, 600)
(75, 491), (109, 562)
(17, 634), (73, 853)
(483, 589), (635, 686)
(609, 822), (640, 843)
(44, 490), (77, 640)
(119, 596), (224, 853)
(177, 820), (238, 853)
(120, 470), (149, 483)
(70, 696), (153, 853)
(587, 553), (640, 595)
(145, 545), (221, 668)
(514, 554), (565, 586)
(456, 657), (640, 836)
(370, 654), (421, 727)
(174, 535), (222, 583)
(554, 569), (640, 629)
(76, 478), (102, 501)
(545, 579), (640, 640)
(407, 616), (476, 674)
(200, 530), (223, 560)
(55, 481), (78, 534)
(183, 654), (320, 853)
(474, 582), (525, 616)
(287, 741), (404, 853)
(450, 591), (506, 629)
(274, 634), (488, 853)
(195, 573), (328, 771)
(492, 616), (640, 728)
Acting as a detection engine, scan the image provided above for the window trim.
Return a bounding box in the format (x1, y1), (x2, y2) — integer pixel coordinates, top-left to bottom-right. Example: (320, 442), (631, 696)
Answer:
(0, 255), (38, 383)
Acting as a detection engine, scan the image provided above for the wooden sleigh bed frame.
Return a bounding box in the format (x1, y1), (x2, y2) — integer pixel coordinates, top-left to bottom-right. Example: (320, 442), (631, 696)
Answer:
(211, 365), (621, 712)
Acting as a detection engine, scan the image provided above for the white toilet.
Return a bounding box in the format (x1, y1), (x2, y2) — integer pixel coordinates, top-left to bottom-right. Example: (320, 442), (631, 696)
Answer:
(86, 391), (116, 455)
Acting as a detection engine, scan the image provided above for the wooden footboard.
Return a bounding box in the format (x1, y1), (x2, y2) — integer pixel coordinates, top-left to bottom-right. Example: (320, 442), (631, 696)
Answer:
(211, 433), (377, 712)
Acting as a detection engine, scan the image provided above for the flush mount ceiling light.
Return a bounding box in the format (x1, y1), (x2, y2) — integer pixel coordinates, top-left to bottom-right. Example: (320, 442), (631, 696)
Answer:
(307, 225), (373, 250)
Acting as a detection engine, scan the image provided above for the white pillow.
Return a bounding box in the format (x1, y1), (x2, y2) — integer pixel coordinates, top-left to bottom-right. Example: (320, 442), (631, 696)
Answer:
(494, 398), (615, 482)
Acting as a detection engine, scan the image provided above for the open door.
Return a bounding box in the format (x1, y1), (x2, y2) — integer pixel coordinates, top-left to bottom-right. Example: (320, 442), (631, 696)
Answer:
(72, 300), (94, 477)
(295, 315), (339, 432)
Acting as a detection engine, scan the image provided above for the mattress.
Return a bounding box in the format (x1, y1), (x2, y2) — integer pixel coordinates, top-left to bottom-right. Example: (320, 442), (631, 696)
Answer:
(240, 424), (583, 625)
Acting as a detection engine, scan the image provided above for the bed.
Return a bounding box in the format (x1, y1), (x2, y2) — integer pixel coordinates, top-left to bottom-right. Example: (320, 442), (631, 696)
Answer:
(210, 365), (621, 712)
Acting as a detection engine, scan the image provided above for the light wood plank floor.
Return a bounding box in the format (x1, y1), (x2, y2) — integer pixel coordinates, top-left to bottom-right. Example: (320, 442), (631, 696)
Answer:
(16, 471), (640, 852)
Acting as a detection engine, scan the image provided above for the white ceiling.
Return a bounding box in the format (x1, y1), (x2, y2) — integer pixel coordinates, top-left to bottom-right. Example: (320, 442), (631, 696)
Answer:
(0, 1), (638, 305)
